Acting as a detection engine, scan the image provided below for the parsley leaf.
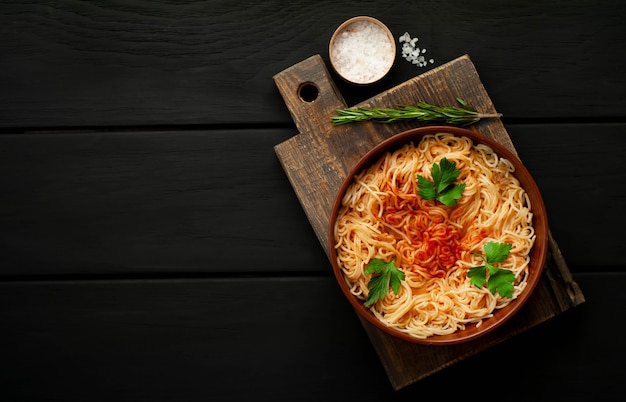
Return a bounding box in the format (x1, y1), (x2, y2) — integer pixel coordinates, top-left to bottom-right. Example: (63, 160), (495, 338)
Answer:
(364, 258), (405, 307)
(467, 241), (515, 298)
(483, 241), (512, 263)
(417, 157), (466, 206)
(485, 269), (516, 298)
(437, 183), (466, 207)
(417, 175), (436, 200)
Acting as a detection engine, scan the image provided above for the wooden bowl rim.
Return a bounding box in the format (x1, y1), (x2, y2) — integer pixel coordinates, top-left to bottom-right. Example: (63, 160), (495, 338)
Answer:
(328, 126), (549, 346)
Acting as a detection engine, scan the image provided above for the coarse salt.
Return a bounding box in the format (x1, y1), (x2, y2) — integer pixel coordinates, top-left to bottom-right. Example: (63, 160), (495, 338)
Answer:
(399, 31), (434, 67)
(330, 19), (395, 84)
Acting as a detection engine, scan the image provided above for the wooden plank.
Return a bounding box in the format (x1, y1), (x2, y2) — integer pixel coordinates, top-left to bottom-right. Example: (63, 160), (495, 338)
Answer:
(507, 123), (626, 267)
(1, 1), (625, 128)
(0, 273), (622, 400)
(273, 54), (585, 388)
(1, 125), (625, 277)
(0, 129), (328, 276)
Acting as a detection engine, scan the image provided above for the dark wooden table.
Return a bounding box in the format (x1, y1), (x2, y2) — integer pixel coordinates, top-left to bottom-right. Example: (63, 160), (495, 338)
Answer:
(1, 1), (625, 401)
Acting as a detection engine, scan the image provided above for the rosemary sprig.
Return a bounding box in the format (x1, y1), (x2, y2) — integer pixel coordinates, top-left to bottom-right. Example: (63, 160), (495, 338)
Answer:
(331, 97), (502, 127)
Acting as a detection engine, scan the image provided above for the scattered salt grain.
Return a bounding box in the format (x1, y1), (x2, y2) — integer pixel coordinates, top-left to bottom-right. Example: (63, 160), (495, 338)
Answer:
(330, 18), (395, 84)
(399, 31), (435, 68)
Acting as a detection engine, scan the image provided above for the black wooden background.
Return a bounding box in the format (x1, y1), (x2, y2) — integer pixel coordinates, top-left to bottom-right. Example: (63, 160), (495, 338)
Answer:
(1, 1), (625, 401)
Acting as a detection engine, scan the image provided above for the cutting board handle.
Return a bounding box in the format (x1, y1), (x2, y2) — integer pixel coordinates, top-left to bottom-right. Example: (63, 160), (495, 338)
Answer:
(273, 54), (347, 136)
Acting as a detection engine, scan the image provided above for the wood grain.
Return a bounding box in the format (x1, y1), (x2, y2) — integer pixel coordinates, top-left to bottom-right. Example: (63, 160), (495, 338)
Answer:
(1, 0), (624, 128)
(0, 273), (620, 401)
(0, 1), (624, 400)
(0, 129), (326, 276)
(1, 124), (625, 277)
(273, 54), (585, 389)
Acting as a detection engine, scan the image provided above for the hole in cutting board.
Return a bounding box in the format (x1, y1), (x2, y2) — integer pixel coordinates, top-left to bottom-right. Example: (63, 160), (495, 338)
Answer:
(298, 82), (319, 102)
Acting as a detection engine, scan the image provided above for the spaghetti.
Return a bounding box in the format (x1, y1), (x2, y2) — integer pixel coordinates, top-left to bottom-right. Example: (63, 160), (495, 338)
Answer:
(333, 132), (536, 339)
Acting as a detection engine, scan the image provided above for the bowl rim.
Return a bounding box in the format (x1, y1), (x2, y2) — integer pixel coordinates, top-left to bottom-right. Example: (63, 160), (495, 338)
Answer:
(327, 126), (549, 345)
(328, 15), (396, 85)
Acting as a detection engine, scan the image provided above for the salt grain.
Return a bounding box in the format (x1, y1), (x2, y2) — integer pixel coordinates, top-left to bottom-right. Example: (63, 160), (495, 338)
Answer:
(399, 31), (435, 68)
(330, 18), (395, 84)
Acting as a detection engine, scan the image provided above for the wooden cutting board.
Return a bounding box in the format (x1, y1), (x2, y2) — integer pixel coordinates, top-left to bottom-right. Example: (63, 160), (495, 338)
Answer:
(273, 54), (585, 390)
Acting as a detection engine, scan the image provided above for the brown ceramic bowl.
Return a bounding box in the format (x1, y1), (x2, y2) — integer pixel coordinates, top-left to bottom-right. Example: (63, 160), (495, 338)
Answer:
(328, 126), (549, 345)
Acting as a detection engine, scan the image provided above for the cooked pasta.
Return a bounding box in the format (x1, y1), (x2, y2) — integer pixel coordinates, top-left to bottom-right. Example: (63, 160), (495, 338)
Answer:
(333, 132), (536, 339)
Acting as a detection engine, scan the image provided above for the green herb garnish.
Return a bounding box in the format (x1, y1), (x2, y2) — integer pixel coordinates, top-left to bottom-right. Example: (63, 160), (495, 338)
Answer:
(417, 157), (466, 206)
(331, 98), (502, 126)
(364, 258), (405, 307)
(468, 242), (516, 298)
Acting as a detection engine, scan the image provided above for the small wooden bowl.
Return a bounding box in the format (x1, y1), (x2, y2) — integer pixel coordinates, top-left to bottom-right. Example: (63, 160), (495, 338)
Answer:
(328, 126), (549, 345)
(329, 16), (396, 85)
